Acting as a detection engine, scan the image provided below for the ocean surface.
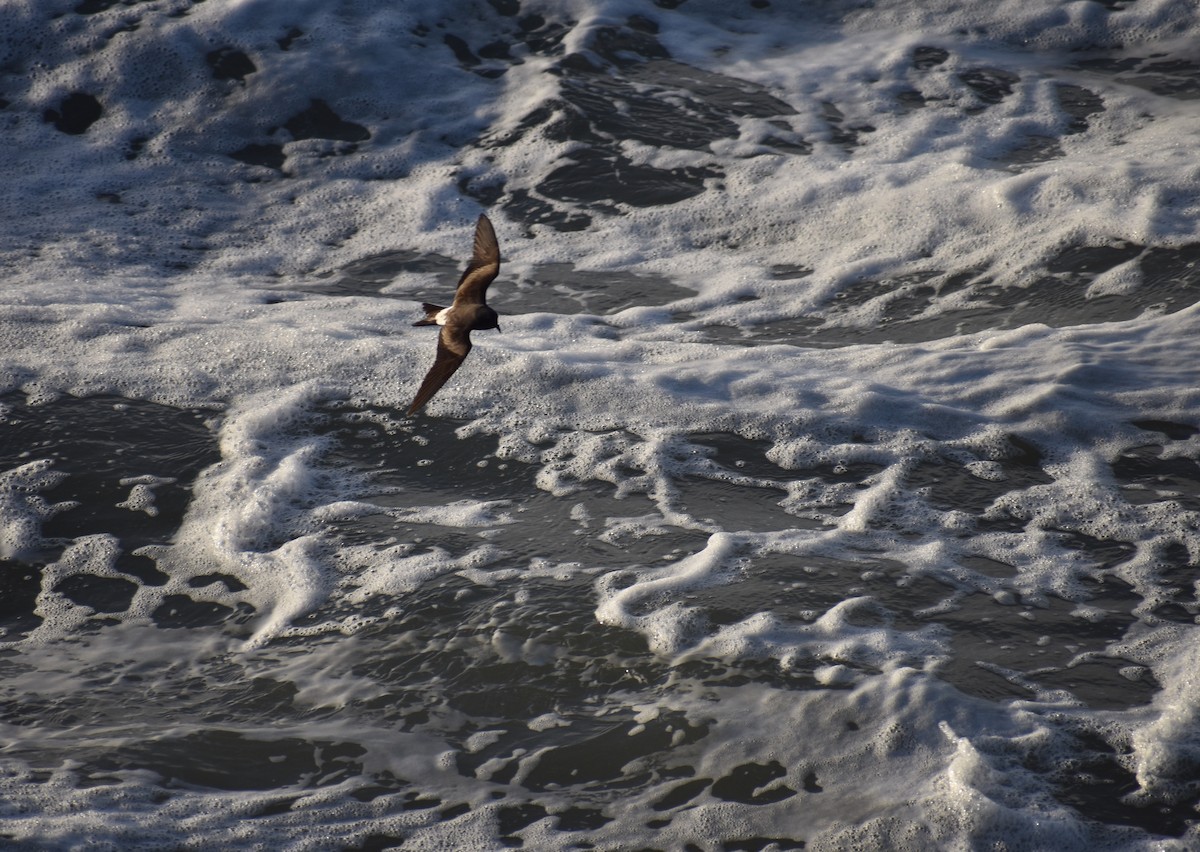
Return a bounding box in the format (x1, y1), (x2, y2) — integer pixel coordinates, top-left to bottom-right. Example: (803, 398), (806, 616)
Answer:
(2, 0), (1200, 848)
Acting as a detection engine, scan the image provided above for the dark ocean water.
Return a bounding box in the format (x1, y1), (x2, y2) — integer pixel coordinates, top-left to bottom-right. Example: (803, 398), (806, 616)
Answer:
(3, 0), (1200, 848)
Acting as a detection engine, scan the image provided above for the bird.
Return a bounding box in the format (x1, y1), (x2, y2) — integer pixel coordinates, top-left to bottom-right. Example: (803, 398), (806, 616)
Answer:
(407, 214), (502, 415)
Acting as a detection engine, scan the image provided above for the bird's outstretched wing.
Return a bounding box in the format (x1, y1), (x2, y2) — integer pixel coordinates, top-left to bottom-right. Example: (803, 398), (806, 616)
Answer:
(454, 214), (500, 305)
(407, 324), (472, 415)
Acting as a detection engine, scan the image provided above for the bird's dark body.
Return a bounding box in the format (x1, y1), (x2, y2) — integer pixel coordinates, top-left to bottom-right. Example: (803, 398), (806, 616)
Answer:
(407, 215), (502, 416)
(412, 302), (499, 332)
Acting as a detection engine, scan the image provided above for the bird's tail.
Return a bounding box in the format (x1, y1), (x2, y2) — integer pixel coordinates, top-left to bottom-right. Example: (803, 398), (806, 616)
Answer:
(413, 303), (447, 327)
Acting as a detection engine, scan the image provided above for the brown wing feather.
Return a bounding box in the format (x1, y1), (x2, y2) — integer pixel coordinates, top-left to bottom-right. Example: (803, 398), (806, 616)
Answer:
(454, 214), (500, 305)
(407, 324), (472, 415)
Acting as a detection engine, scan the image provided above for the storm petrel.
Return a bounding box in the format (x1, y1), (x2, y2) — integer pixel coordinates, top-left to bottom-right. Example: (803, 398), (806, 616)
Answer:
(407, 214), (501, 415)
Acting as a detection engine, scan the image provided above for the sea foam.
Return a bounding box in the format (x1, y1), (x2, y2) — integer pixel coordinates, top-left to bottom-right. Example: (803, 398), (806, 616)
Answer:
(2, 0), (1200, 848)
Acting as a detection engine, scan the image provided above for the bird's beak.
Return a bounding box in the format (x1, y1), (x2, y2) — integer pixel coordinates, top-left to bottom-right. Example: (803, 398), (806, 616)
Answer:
(496, 324), (502, 333)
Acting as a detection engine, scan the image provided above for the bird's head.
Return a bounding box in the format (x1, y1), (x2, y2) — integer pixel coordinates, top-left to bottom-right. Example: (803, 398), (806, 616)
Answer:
(480, 306), (501, 332)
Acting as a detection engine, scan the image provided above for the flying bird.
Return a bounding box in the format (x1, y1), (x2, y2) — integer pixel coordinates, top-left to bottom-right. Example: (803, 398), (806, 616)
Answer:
(407, 214), (502, 415)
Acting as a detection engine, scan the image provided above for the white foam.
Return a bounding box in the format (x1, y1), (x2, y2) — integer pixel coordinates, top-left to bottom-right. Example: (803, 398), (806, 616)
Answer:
(0, 460), (70, 562)
(3, 0), (1200, 847)
(116, 474), (176, 516)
